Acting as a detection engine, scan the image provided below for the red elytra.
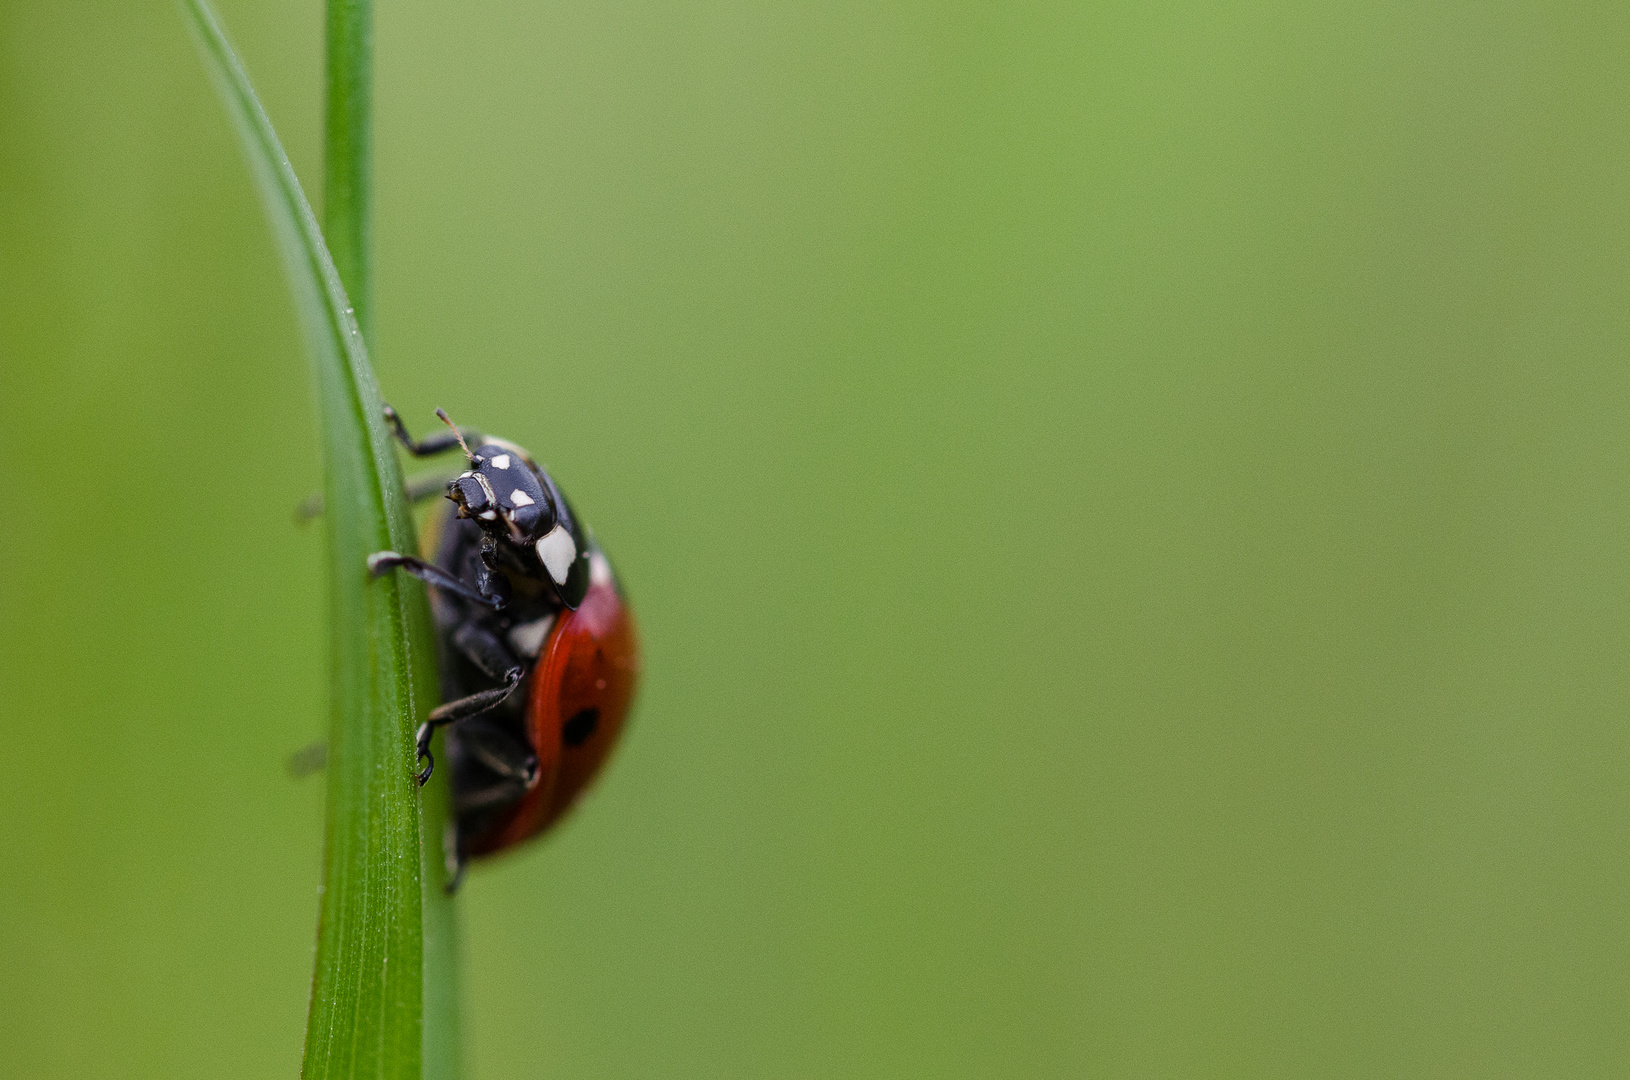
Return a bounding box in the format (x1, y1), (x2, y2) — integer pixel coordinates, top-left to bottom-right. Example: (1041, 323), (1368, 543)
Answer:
(463, 572), (640, 857)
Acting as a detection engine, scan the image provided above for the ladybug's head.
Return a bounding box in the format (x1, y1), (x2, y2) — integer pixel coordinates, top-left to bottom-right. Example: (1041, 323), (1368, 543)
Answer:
(446, 438), (557, 545)
(434, 412), (586, 599)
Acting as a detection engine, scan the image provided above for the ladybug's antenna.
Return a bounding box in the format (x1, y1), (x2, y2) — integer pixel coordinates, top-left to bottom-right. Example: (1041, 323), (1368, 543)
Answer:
(435, 408), (477, 463)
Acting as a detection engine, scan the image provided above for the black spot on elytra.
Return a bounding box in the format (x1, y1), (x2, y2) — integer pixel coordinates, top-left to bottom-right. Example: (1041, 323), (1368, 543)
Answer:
(563, 707), (599, 747)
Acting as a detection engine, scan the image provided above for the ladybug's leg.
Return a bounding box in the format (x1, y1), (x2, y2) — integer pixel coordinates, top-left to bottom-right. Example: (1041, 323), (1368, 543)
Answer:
(414, 622), (526, 784)
(472, 537), (515, 604)
(285, 740), (327, 778)
(404, 471), (457, 503)
(453, 770), (535, 814)
(416, 677), (520, 783)
(439, 716), (539, 895)
(295, 470), (453, 522)
(367, 552), (510, 609)
(453, 715), (539, 795)
(383, 403), (481, 458)
(450, 620), (525, 686)
(443, 821), (466, 895)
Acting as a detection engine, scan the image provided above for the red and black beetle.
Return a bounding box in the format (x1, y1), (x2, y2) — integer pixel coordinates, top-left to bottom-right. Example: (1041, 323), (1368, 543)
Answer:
(368, 406), (639, 883)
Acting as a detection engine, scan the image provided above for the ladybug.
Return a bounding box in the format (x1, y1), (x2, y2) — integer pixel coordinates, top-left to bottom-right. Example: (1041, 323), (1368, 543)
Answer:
(367, 405), (639, 882)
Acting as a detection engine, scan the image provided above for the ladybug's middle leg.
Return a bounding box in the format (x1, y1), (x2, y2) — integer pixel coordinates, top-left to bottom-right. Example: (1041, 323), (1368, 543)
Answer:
(414, 621), (525, 784)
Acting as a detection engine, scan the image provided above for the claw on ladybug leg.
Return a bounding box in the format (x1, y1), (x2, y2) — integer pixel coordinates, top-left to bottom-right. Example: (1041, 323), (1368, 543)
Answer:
(410, 668), (523, 784)
(416, 722), (437, 785)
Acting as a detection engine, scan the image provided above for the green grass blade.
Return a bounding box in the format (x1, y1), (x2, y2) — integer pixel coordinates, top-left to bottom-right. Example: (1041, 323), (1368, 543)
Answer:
(180, 2), (449, 1076)
(319, 0), (462, 1073)
(324, 0), (372, 345)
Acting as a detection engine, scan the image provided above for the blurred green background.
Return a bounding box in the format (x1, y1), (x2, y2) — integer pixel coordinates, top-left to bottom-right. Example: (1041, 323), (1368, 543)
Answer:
(4, 0), (1630, 1076)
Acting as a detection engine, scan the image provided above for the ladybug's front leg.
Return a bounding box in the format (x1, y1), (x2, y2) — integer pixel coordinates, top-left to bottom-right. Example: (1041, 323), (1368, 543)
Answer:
(366, 551), (510, 609)
(382, 403), (481, 458)
(473, 534), (514, 604)
(414, 621), (526, 784)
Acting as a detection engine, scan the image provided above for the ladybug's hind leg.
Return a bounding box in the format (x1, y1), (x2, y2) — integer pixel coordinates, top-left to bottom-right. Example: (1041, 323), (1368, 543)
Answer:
(454, 715), (540, 790)
(449, 715), (539, 823)
(442, 717), (537, 893)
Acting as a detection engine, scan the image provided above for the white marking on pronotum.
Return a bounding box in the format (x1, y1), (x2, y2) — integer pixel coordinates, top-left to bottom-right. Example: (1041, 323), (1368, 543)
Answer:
(490, 454), (511, 470)
(536, 525), (577, 584)
(479, 510), (498, 521)
(589, 551), (613, 588)
(507, 614), (556, 658)
(509, 488), (535, 507)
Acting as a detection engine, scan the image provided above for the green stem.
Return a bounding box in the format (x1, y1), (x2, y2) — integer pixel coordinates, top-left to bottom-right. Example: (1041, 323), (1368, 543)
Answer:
(182, 2), (426, 1073)
(186, 1), (460, 1072)
(322, 2), (462, 1078)
(324, 0), (371, 344)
